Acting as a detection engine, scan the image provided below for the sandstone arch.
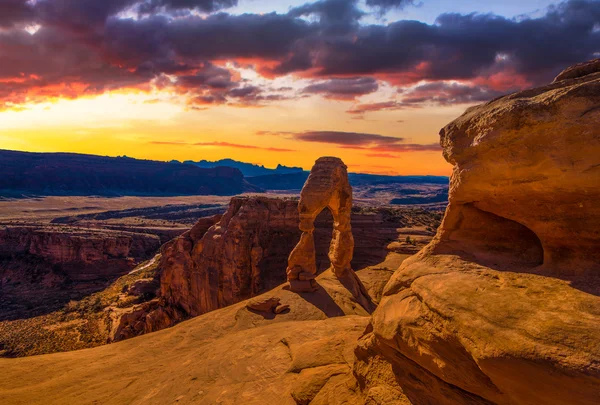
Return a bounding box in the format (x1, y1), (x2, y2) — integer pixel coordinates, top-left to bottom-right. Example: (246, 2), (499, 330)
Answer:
(286, 157), (370, 306)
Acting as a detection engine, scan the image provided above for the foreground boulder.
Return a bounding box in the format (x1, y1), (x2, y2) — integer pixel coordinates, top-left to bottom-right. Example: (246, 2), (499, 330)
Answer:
(355, 60), (600, 404)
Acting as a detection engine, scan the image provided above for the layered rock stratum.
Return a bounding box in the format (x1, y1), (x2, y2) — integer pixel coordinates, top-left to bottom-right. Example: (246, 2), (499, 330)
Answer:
(0, 226), (160, 320)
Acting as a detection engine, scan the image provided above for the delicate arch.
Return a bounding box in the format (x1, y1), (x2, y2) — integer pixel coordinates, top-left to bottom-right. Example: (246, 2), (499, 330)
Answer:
(286, 157), (355, 292)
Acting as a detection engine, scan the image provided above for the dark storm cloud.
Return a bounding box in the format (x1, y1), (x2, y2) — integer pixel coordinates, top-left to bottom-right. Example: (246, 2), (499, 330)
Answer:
(398, 82), (506, 106)
(0, 0), (599, 110)
(293, 131), (404, 145)
(177, 63), (235, 89)
(35, 0), (139, 30)
(272, 0), (600, 86)
(0, 0), (34, 28)
(288, 0), (364, 34)
(101, 12), (312, 69)
(365, 0), (419, 11)
(138, 0), (238, 14)
(302, 77), (379, 99)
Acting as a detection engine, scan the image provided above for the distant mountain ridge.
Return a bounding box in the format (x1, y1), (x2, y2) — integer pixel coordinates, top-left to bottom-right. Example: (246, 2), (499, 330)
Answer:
(0, 150), (260, 198)
(184, 159), (304, 177)
(0, 150), (449, 198)
(249, 171), (449, 191)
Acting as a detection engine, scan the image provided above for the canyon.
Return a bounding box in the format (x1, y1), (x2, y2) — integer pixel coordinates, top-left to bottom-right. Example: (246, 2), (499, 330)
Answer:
(0, 226), (160, 321)
(1, 60), (598, 405)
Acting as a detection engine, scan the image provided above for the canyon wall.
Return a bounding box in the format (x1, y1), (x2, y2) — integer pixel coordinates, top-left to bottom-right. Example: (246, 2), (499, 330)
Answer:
(0, 227), (160, 320)
(355, 60), (600, 404)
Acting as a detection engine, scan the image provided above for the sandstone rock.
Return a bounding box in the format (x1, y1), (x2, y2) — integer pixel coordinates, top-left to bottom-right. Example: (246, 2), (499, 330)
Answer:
(155, 196), (430, 330)
(160, 197), (302, 317)
(0, 227), (160, 280)
(0, 226), (161, 320)
(108, 298), (185, 342)
(286, 157), (372, 310)
(287, 157), (354, 281)
(246, 297), (281, 312)
(127, 278), (160, 297)
(553, 58), (600, 82)
(358, 61), (600, 405)
(288, 279), (318, 293)
(273, 304), (290, 314)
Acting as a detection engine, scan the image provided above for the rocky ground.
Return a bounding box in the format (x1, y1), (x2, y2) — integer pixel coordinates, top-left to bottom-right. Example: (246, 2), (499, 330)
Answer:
(0, 266), (397, 405)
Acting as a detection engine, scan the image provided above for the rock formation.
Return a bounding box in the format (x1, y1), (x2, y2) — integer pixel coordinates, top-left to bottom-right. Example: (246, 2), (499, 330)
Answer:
(355, 60), (600, 404)
(0, 227), (160, 277)
(286, 157), (370, 309)
(287, 157), (353, 289)
(160, 198), (301, 316)
(112, 198), (435, 339)
(246, 296), (288, 313)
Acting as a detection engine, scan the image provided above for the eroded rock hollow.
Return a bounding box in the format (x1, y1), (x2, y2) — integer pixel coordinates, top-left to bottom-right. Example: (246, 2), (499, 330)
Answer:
(355, 59), (600, 405)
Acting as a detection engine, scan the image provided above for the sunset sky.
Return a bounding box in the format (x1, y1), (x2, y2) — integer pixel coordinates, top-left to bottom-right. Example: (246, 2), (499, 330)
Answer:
(1, 0), (599, 175)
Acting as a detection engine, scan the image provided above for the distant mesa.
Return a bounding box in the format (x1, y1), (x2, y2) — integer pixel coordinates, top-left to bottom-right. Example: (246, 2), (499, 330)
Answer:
(0, 150), (260, 197)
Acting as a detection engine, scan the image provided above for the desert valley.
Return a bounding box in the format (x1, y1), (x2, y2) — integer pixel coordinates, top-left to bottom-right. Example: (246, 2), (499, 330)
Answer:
(0, 59), (598, 404)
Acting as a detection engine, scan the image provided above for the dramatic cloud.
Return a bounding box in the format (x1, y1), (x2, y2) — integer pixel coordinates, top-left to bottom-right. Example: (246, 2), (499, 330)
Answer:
(176, 63), (235, 90)
(398, 82), (507, 106)
(0, 0), (598, 110)
(271, 130), (405, 146)
(345, 82), (508, 115)
(0, 0), (34, 28)
(366, 0), (419, 12)
(346, 101), (403, 115)
(302, 77), (379, 99)
(272, 0), (600, 86)
(138, 0), (238, 14)
(288, 0), (364, 34)
(258, 130), (441, 154)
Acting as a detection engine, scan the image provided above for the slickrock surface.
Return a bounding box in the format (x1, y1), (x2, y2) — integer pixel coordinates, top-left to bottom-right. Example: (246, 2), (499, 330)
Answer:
(356, 60), (600, 404)
(0, 267), (391, 405)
